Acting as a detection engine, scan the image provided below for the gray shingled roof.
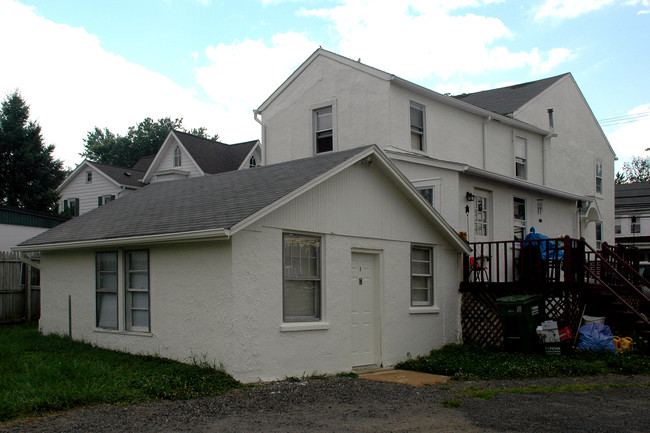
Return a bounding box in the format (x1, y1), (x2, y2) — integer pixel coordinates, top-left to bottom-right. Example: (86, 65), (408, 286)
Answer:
(88, 162), (147, 188)
(20, 147), (372, 247)
(131, 155), (155, 172)
(453, 74), (569, 116)
(174, 131), (257, 174)
(616, 182), (650, 210)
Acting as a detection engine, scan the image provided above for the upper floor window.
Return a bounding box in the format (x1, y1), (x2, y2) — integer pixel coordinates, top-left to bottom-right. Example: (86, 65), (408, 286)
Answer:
(410, 102), (425, 151)
(631, 216), (641, 234)
(86, 171), (92, 183)
(314, 106), (333, 154)
(283, 233), (321, 322)
(615, 220), (621, 234)
(173, 146), (182, 167)
(595, 160), (603, 195)
(515, 136), (527, 179)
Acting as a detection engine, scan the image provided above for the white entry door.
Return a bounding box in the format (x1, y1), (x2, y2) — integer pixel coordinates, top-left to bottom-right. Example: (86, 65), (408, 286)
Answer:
(350, 253), (379, 368)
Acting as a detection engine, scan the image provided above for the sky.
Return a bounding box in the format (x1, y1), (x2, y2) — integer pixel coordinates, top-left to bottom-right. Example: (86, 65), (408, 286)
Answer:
(0, 0), (648, 172)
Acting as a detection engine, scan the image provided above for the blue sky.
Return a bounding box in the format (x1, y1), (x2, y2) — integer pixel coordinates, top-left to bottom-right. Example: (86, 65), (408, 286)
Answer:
(1, 0), (648, 171)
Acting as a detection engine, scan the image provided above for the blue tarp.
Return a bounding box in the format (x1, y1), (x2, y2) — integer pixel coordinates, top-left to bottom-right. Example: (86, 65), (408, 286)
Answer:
(576, 323), (618, 354)
(524, 227), (564, 261)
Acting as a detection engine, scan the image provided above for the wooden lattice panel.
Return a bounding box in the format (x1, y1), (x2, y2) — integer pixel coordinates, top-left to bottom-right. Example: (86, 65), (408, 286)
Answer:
(461, 292), (503, 347)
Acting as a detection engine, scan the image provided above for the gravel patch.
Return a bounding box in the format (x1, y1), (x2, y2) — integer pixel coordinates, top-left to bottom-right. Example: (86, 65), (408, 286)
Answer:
(2, 375), (649, 433)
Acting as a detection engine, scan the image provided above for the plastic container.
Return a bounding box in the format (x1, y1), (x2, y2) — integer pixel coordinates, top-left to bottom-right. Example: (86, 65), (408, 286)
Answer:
(583, 315), (605, 325)
(496, 294), (543, 353)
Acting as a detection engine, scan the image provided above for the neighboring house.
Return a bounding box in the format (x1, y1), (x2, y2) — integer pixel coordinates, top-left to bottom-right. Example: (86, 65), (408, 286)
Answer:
(0, 206), (66, 251)
(58, 130), (262, 216)
(254, 49), (614, 250)
(615, 182), (650, 260)
(16, 146), (470, 382)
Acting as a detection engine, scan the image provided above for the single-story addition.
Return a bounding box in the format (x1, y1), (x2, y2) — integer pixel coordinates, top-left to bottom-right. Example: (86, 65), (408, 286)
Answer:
(16, 145), (470, 382)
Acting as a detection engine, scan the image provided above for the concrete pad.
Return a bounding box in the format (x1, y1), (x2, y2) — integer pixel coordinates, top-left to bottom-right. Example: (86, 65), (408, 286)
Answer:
(358, 369), (450, 386)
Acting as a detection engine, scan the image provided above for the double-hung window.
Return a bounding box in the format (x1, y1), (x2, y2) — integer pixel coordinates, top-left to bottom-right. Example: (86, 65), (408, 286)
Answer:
(64, 198), (79, 217)
(125, 250), (150, 332)
(631, 216), (641, 234)
(314, 106), (333, 154)
(411, 245), (433, 306)
(595, 160), (603, 195)
(96, 252), (118, 329)
(86, 171), (92, 183)
(283, 233), (321, 322)
(515, 136), (527, 179)
(173, 146), (182, 167)
(410, 103), (425, 151)
(595, 221), (603, 250)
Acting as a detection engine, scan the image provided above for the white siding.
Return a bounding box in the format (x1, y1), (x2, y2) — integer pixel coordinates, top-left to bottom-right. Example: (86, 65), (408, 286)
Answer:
(58, 165), (123, 215)
(148, 138), (203, 183)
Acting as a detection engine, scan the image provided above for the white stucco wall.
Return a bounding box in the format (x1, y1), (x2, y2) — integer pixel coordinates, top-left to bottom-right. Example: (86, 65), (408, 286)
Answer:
(58, 165), (124, 215)
(38, 163), (463, 383)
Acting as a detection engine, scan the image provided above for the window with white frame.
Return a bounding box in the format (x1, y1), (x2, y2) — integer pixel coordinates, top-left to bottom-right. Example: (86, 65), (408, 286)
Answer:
(96, 252), (118, 329)
(595, 160), (603, 195)
(283, 233), (321, 322)
(411, 245), (433, 306)
(314, 106), (333, 154)
(125, 250), (150, 332)
(515, 136), (527, 179)
(596, 221), (603, 250)
(513, 197), (526, 240)
(98, 195), (115, 207)
(173, 146), (182, 167)
(86, 171), (92, 183)
(631, 216), (641, 234)
(410, 102), (425, 151)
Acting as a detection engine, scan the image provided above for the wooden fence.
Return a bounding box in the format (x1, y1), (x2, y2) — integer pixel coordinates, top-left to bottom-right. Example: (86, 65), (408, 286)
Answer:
(0, 251), (40, 324)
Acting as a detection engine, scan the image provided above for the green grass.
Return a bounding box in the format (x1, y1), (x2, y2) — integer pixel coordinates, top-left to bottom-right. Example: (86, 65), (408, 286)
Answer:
(458, 382), (650, 400)
(395, 344), (650, 381)
(0, 324), (245, 422)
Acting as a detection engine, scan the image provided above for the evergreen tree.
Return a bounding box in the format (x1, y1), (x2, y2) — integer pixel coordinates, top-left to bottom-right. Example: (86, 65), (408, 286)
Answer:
(81, 117), (219, 168)
(0, 91), (65, 213)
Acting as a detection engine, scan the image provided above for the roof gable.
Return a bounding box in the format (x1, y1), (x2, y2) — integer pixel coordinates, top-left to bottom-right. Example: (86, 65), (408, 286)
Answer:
(18, 146), (470, 254)
(453, 74), (570, 116)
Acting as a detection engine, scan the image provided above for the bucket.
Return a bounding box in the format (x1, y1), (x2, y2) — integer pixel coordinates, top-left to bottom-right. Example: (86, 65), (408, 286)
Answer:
(583, 315), (605, 325)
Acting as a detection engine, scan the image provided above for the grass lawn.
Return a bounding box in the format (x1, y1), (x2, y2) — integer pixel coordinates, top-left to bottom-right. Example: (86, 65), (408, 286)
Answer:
(396, 344), (650, 381)
(0, 324), (244, 422)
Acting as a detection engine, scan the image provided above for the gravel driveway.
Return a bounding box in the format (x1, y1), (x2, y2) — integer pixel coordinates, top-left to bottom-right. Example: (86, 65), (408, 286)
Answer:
(3, 375), (649, 433)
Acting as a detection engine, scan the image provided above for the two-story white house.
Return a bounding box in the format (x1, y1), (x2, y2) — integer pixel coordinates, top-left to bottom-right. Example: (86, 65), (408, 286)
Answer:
(254, 49), (614, 249)
(58, 130), (262, 216)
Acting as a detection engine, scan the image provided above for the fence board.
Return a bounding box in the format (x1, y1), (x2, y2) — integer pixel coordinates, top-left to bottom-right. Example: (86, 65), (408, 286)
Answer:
(0, 251), (40, 324)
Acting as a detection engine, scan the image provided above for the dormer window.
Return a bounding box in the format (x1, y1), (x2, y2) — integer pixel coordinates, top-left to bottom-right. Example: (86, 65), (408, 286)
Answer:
(86, 171), (92, 183)
(173, 146), (181, 167)
(249, 155), (257, 168)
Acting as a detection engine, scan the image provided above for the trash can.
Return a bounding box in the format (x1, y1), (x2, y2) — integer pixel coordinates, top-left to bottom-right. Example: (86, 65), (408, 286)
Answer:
(496, 294), (543, 353)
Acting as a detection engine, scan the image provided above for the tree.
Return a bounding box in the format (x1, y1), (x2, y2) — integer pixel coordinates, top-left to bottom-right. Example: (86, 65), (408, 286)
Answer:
(616, 156), (650, 184)
(81, 117), (219, 168)
(0, 91), (65, 213)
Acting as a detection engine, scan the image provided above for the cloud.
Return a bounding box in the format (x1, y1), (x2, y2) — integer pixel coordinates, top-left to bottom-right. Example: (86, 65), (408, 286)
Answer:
(299, 0), (572, 81)
(534, 0), (616, 21)
(605, 104), (650, 171)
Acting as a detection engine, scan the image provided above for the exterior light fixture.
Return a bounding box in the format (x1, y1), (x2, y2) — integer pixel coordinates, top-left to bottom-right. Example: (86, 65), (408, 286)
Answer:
(466, 192), (475, 202)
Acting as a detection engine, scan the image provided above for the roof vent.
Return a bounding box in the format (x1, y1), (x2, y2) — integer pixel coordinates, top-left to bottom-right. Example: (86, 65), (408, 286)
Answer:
(124, 172), (132, 177)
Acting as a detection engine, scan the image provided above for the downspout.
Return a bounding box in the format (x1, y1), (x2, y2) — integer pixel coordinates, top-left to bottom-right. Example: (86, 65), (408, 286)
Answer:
(482, 116), (492, 169)
(18, 251), (40, 270)
(253, 109), (266, 165)
(543, 109), (558, 186)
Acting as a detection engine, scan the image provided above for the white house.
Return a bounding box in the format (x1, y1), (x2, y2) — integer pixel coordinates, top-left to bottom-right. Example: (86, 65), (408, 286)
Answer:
(615, 182), (650, 260)
(254, 49), (615, 250)
(58, 130), (262, 216)
(16, 146), (470, 382)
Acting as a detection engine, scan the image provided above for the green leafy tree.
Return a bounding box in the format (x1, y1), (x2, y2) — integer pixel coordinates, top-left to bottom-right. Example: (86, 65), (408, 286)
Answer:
(0, 91), (65, 213)
(616, 156), (650, 184)
(81, 117), (219, 168)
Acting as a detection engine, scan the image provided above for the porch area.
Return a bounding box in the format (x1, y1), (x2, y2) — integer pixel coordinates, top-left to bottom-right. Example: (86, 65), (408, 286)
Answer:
(460, 237), (650, 349)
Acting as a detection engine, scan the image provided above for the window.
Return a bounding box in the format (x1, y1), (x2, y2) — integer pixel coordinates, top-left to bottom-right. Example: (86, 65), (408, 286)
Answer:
(630, 216), (639, 233)
(411, 246), (433, 306)
(515, 136), (527, 179)
(595, 160), (603, 194)
(125, 250), (150, 332)
(596, 221), (603, 250)
(513, 197), (526, 240)
(417, 187), (434, 205)
(96, 252), (118, 329)
(249, 155), (257, 168)
(173, 146), (182, 167)
(86, 171), (92, 183)
(283, 233), (321, 322)
(410, 103), (425, 151)
(314, 106), (333, 153)
(64, 198), (79, 217)
(97, 195), (115, 207)
(474, 194), (488, 237)
(615, 220), (621, 235)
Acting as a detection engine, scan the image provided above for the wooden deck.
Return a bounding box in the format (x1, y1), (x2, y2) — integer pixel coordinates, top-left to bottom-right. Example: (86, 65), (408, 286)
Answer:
(460, 237), (650, 348)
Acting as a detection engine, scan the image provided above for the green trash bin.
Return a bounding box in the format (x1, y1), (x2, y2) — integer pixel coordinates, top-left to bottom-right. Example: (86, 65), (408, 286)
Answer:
(496, 294), (543, 353)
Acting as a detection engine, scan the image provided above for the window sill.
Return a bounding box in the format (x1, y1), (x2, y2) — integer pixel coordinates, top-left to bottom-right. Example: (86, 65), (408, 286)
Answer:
(280, 322), (330, 332)
(409, 306), (440, 314)
(93, 328), (153, 337)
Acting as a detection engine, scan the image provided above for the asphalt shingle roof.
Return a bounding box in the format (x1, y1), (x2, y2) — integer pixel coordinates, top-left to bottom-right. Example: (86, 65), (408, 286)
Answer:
(88, 162), (147, 188)
(453, 73), (569, 116)
(20, 147), (372, 247)
(616, 182), (650, 210)
(174, 131), (257, 174)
